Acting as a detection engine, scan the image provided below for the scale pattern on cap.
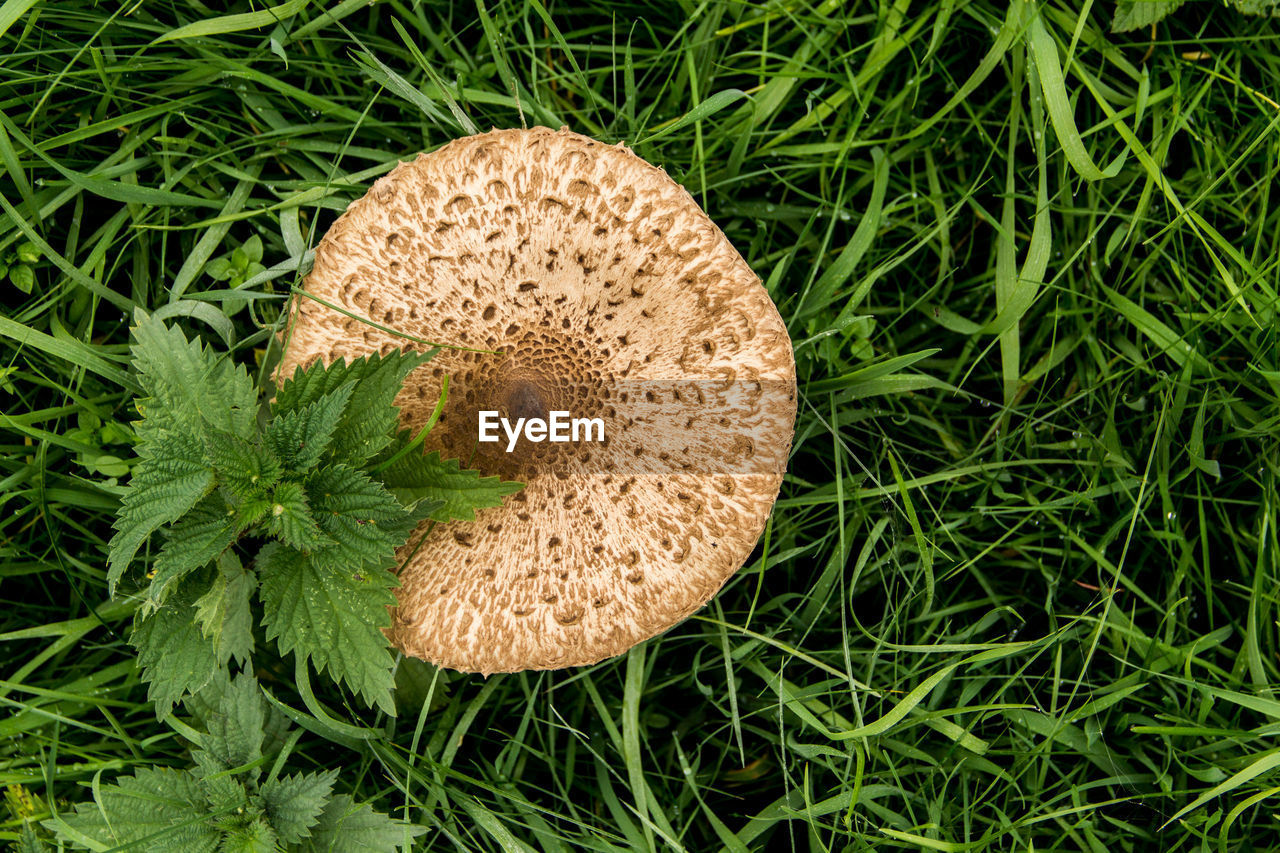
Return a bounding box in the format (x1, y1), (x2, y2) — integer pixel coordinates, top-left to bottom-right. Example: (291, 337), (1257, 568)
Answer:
(279, 126), (796, 675)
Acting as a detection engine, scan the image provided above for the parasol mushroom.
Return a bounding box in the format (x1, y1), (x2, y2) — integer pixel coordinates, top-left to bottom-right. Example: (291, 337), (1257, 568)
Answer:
(278, 126), (796, 675)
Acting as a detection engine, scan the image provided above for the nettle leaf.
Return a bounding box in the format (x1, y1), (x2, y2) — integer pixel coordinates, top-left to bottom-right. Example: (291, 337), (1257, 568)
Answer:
(201, 772), (250, 815)
(148, 495), (239, 605)
(193, 552), (255, 667)
(258, 770), (337, 844)
(14, 821), (44, 853)
(107, 428), (215, 591)
(257, 542), (398, 715)
(203, 428), (282, 506)
(218, 819), (278, 853)
(193, 672), (265, 782)
(265, 481), (330, 550)
(299, 795), (423, 853)
(381, 447), (522, 522)
(131, 311), (257, 438)
(43, 767), (219, 853)
(186, 670), (292, 760)
(109, 315), (259, 590)
(132, 574), (220, 718)
(273, 350), (432, 465)
(306, 464), (414, 573)
(267, 379), (356, 470)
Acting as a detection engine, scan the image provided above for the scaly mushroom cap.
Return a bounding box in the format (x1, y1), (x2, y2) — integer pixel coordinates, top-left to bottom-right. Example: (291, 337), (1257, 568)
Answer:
(279, 126), (796, 675)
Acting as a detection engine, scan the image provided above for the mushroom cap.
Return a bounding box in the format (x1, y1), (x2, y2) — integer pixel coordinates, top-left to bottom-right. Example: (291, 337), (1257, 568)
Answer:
(278, 126), (796, 675)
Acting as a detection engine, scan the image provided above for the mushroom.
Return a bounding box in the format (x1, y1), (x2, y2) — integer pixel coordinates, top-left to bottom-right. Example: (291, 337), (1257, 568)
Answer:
(278, 126), (796, 675)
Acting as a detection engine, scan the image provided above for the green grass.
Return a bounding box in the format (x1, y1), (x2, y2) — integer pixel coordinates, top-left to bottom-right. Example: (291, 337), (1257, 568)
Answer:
(3, 0), (1280, 849)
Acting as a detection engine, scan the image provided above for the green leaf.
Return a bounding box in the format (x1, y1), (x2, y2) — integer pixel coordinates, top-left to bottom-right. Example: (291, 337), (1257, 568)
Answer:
(193, 552), (255, 667)
(299, 795), (424, 853)
(272, 351), (431, 465)
(108, 428), (215, 591)
(306, 464), (414, 573)
(1112, 0), (1186, 32)
(265, 480), (329, 550)
(266, 380), (356, 470)
(148, 495), (239, 604)
(154, 0), (311, 43)
(258, 770), (337, 844)
(132, 576), (220, 718)
(9, 263), (33, 293)
(1228, 0), (1280, 14)
(193, 672), (265, 781)
(217, 819), (279, 853)
(393, 657), (451, 713)
(201, 772), (249, 815)
(43, 767), (220, 853)
(130, 313), (257, 438)
(206, 257), (236, 280)
(109, 316), (260, 589)
(243, 234), (264, 264)
(257, 543), (398, 715)
(15, 240), (39, 264)
(14, 820), (47, 853)
(203, 429), (282, 505)
(185, 671), (292, 760)
(381, 448), (522, 522)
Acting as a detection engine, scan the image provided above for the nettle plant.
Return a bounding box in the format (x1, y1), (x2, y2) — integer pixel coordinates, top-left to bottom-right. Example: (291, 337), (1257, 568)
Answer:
(47, 313), (518, 851)
(46, 673), (425, 852)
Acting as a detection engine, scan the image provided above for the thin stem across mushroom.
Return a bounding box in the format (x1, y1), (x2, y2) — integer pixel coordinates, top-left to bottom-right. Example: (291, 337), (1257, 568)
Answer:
(279, 127), (796, 675)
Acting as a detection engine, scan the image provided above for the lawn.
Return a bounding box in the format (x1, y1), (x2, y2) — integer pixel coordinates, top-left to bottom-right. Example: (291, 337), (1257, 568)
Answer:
(3, 0), (1280, 850)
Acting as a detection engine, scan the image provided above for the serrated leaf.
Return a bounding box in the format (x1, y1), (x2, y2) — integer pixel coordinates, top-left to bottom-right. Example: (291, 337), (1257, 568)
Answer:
(306, 465), (411, 573)
(257, 543), (397, 715)
(149, 495), (239, 604)
(273, 351), (430, 465)
(299, 795), (424, 853)
(202, 773), (249, 815)
(14, 821), (47, 853)
(131, 313), (257, 439)
(194, 552), (256, 667)
(132, 575), (220, 718)
(1112, 0), (1185, 31)
(218, 819), (278, 853)
(185, 670), (292, 759)
(203, 428), (282, 504)
(266, 380), (356, 470)
(108, 429), (215, 591)
(258, 770), (337, 844)
(265, 481), (329, 550)
(43, 767), (220, 853)
(381, 448), (522, 522)
(193, 672), (265, 781)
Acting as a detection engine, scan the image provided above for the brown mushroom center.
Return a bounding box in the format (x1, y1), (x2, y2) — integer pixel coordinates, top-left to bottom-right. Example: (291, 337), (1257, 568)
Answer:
(503, 379), (549, 423)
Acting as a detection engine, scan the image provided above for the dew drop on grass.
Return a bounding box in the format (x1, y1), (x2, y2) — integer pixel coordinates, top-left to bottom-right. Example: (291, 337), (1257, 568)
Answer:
(1166, 511), (1178, 522)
